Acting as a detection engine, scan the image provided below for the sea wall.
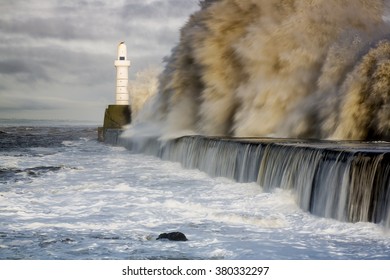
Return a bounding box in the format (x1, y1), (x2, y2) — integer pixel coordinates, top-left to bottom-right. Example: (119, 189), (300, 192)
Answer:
(98, 105), (131, 142)
(104, 130), (390, 228)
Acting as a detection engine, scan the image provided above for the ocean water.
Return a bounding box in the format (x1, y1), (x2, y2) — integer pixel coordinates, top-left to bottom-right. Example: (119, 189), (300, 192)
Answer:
(1, 120), (390, 260)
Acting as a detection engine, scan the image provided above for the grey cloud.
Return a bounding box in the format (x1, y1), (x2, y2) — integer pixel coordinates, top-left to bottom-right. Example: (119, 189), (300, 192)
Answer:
(0, 1), (121, 41)
(0, 59), (31, 75)
(0, 58), (50, 83)
(38, 49), (113, 86)
(0, 15), (116, 41)
(0, 43), (111, 86)
(0, 0), (199, 41)
(1, 18), (78, 40)
(0, 0), (199, 121)
(54, 0), (106, 12)
(122, 0), (199, 20)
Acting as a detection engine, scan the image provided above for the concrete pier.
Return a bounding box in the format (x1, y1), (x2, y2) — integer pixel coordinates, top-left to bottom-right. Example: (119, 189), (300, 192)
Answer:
(98, 105), (130, 142)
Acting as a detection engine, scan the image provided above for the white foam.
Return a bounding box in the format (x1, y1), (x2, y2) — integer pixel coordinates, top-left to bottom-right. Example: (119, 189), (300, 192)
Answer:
(1, 137), (389, 259)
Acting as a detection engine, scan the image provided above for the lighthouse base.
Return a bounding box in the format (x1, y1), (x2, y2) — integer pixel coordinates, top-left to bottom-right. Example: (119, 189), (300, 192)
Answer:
(98, 104), (131, 142)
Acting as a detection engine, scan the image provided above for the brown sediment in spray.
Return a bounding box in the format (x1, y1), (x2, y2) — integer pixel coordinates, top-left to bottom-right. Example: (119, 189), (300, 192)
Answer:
(133, 0), (390, 141)
(333, 40), (390, 140)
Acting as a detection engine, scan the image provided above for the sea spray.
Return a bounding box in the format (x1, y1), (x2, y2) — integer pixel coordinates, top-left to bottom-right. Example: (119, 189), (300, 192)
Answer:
(118, 0), (390, 229)
(126, 0), (390, 141)
(128, 67), (160, 120)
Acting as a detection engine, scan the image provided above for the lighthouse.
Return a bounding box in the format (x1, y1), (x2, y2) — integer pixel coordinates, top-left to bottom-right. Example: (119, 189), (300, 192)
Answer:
(98, 41), (132, 141)
(114, 42), (131, 105)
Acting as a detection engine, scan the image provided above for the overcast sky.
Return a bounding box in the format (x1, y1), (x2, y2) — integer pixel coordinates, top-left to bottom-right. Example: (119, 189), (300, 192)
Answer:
(0, 0), (199, 123)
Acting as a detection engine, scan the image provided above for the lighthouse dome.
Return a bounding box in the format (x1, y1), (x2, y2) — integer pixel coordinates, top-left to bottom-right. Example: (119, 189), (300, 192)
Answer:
(118, 42), (127, 60)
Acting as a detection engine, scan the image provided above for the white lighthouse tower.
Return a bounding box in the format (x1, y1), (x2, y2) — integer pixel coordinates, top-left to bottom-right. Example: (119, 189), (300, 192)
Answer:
(114, 42), (131, 105)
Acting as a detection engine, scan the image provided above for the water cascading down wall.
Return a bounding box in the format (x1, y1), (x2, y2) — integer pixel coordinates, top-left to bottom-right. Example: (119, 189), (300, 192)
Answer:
(116, 0), (390, 229)
(114, 135), (390, 228)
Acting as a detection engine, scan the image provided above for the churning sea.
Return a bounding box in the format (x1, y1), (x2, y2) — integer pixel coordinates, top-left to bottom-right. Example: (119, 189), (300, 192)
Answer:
(0, 119), (389, 260)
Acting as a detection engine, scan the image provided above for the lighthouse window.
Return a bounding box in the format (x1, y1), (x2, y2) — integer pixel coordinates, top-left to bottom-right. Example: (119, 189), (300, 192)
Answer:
(119, 56), (125, 60)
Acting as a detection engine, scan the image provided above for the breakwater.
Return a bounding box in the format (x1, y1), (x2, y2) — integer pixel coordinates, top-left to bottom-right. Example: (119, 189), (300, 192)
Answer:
(106, 130), (390, 228)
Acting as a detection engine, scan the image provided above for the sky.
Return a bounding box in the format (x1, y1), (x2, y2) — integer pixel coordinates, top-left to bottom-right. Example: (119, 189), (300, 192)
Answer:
(0, 0), (200, 123)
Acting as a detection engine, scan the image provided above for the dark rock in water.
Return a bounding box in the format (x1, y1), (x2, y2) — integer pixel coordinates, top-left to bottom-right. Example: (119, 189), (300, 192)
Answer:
(156, 232), (188, 241)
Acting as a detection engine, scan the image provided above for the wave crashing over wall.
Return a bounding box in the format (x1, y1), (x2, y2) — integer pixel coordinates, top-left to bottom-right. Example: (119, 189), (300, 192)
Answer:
(128, 0), (390, 141)
(119, 1), (390, 228)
